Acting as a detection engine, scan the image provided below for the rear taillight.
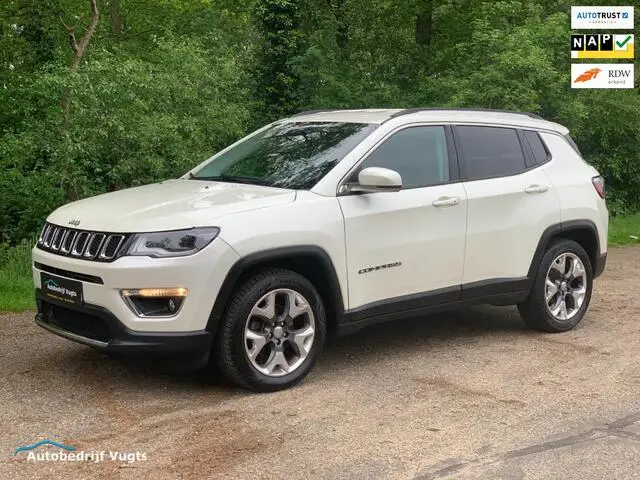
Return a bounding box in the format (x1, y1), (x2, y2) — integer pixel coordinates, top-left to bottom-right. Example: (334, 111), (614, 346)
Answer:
(592, 175), (606, 199)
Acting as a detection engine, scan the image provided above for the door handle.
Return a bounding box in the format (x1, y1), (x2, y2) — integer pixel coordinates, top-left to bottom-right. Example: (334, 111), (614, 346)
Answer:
(432, 196), (460, 207)
(524, 184), (549, 194)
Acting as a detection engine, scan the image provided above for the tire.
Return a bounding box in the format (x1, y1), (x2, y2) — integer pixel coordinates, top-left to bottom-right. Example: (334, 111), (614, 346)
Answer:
(518, 239), (593, 333)
(214, 268), (326, 392)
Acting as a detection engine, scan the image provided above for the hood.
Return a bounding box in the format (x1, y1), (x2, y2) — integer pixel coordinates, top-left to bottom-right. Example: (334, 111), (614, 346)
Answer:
(48, 179), (296, 232)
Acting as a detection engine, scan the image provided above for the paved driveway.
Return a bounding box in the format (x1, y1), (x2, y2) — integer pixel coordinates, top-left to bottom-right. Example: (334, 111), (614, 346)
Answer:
(2, 246), (640, 479)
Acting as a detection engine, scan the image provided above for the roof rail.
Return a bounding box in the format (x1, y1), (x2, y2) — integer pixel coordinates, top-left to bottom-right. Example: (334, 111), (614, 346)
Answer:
(288, 109), (336, 118)
(387, 107), (543, 121)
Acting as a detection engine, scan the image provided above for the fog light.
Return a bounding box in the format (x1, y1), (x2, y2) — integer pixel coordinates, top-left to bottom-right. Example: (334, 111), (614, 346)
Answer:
(121, 287), (188, 298)
(121, 288), (188, 317)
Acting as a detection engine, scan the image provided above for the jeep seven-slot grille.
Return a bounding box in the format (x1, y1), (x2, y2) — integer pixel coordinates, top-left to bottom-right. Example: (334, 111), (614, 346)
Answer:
(37, 223), (129, 262)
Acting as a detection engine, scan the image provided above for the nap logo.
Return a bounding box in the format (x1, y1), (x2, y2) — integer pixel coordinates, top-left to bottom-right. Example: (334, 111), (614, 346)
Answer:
(571, 34), (634, 59)
(571, 64), (634, 89)
(571, 6), (634, 30)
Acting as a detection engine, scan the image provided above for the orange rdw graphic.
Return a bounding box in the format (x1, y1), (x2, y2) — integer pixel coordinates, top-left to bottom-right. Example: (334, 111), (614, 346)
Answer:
(574, 68), (602, 83)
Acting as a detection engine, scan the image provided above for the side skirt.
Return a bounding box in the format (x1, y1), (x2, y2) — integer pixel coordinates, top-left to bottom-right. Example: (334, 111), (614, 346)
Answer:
(336, 278), (529, 336)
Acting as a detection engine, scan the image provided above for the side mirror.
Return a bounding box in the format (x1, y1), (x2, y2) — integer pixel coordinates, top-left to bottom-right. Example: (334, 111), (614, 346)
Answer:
(349, 167), (402, 193)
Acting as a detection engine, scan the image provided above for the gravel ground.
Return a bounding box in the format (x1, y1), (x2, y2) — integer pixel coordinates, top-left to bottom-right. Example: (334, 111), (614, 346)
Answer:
(1, 246), (640, 480)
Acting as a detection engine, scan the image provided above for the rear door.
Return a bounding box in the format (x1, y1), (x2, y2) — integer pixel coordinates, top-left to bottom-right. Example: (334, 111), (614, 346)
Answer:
(454, 125), (561, 292)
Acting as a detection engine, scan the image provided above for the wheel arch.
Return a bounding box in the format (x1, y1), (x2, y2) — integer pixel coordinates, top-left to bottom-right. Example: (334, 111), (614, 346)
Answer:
(206, 246), (345, 336)
(528, 220), (603, 283)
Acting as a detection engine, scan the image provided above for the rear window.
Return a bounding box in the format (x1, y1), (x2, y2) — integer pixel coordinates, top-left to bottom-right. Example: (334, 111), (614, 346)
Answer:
(456, 126), (527, 180)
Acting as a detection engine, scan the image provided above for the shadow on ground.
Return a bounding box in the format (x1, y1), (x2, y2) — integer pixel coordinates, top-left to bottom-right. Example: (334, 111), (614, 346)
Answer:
(42, 304), (533, 393)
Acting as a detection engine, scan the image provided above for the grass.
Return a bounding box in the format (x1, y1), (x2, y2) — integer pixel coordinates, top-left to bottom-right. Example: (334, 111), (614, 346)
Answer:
(608, 213), (640, 246)
(0, 240), (35, 312)
(1, 215), (639, 313)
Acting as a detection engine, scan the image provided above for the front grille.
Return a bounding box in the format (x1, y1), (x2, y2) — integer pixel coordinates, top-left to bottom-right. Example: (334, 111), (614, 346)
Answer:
(51, 228), (65, 250)
(37, 223), (129, 262)
(61, 231), (76, 253)
(84, 233), (106, 258)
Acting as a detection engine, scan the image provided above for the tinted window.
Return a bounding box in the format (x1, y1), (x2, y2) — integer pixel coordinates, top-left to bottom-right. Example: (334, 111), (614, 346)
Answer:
(523, 130), (549, 164)
(564, 133), (582, 155)
(355, 126), (450, 189)
(457, 126), (526, 179)
(191, 122), (377, 190)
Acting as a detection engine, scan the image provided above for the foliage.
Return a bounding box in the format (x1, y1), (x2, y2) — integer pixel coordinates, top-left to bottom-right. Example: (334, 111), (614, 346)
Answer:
(0, 239), (35, 312)
(1, 0), (252, 242)
(609, 214), (640, 247)
(1, 0), (640, 245)
(254, 0), (306, 120)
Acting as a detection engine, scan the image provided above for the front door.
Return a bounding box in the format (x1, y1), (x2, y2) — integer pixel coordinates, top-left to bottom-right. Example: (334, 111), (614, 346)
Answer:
(338, 125), (468, 310)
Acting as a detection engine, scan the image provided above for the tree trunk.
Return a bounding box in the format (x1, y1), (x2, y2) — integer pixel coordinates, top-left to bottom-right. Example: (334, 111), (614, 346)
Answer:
(109, 0), (123, 37)
(332, 0), (349, 52)
(60, 0), (100, 200)
(61, 0), (100, 125)
(415, 0), (434, 47)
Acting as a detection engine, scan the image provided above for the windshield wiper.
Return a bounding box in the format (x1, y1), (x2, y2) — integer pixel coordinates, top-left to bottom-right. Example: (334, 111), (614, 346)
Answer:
(189, 174), (272, 187)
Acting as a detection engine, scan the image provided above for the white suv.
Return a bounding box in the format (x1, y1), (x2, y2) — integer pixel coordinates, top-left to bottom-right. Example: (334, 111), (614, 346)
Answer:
(33, 108), (609, 391)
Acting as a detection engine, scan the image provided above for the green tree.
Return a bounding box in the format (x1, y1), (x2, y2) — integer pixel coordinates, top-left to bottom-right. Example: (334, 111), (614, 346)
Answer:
(254, 0), (306, 120)
(1, 0), (640, 244)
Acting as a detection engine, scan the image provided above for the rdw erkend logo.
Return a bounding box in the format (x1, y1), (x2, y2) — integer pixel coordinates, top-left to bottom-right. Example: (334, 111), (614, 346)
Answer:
(571, 64), (634, 89)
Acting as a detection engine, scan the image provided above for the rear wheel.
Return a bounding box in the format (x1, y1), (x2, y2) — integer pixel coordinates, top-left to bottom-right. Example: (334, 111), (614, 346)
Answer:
(214, 269), (326, 392)
(518, 239), (593, 333)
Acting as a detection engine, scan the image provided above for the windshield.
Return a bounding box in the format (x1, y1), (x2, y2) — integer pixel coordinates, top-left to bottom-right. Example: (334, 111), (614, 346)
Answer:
(189, 121), (377, 189)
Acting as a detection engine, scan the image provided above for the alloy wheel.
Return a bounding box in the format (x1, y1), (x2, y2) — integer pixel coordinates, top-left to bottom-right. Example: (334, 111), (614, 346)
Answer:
(244, 288), (315, 377)
(545, 253), (588, 321)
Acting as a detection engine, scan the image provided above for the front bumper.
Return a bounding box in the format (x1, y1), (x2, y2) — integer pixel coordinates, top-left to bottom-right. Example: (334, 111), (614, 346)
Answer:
(36, 291), (212, 354)
(32, 238), (240, 333)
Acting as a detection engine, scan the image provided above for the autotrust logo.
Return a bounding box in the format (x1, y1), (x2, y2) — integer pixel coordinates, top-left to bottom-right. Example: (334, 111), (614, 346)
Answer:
(571, 6), (634, 29)
(575, 11), (628, 19)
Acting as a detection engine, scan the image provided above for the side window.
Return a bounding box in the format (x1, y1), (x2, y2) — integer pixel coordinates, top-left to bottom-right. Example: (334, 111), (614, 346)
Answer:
(563, 133), (582, 156)
(456, 126), (526, 180)
(522, 130), (550, 165)
(354, 126), (450, 189)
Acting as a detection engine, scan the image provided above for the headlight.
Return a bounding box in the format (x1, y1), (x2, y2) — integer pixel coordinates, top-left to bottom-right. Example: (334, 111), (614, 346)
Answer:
(125, 227), (220, 258)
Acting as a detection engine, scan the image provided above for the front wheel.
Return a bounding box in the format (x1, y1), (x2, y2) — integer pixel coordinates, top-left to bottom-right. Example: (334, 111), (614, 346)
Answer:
(214, 269), (326, 392)
(518, 239), (593, 333)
